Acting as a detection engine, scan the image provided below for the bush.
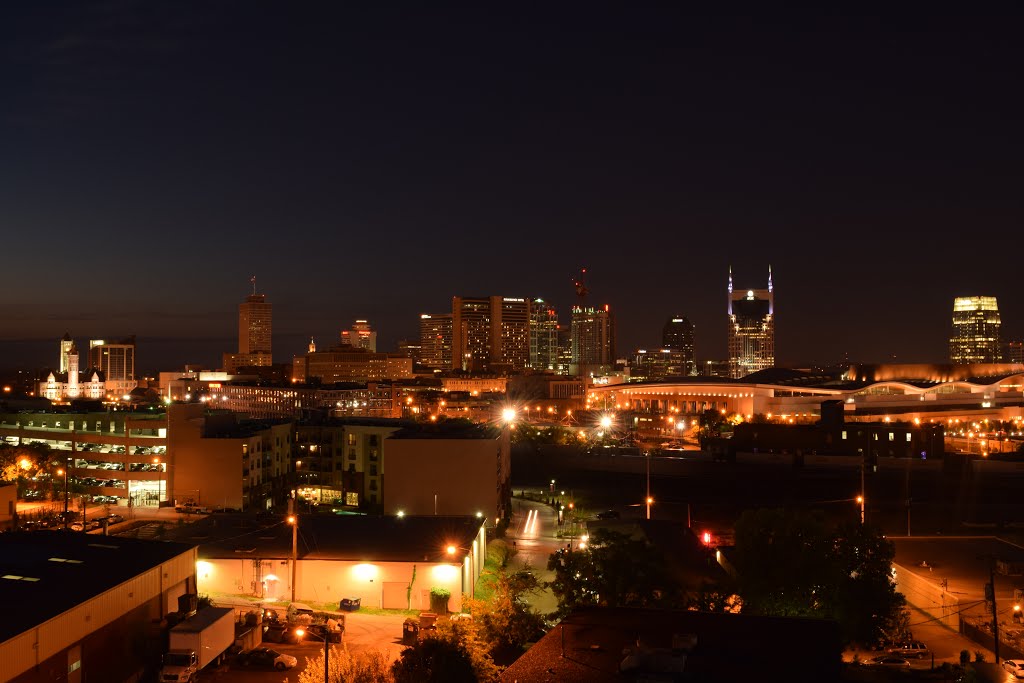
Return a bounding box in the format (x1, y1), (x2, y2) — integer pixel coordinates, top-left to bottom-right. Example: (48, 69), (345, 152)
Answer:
(430, 587), (452, 614)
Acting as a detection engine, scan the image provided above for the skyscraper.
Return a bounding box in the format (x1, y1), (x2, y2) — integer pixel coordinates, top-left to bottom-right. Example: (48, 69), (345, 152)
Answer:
(950, 296), (1001, 363)
(224, 284), (273, 372)
(419, 313), (453, 370)
(570, 305), (615, 377)
(451, 296), (530, 372)
(727, 267), (774, 379)
(341, 320), (377, 352)
(662, 316), (696, 376)
(89, 336), (137, 396)
(529, 298), (560, 371)
(239, 293), (272, 357)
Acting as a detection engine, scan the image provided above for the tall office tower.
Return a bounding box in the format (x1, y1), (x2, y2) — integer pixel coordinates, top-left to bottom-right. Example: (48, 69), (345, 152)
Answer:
(419, 313), (453, 369)
(59, 332), (74, 374)
(89, 337), (136, 382)
(662, 316), (696, 376)
(451, 296), (530, 372)
(570, 305), (615, 377)
(529, 298), (560, 371)
(341, 320), (377, 352)
(727, 267), (775, 379)
(950, 296), (1001, 363)
(239, 293), (273, 358)
(1007, 341), (1024, 364)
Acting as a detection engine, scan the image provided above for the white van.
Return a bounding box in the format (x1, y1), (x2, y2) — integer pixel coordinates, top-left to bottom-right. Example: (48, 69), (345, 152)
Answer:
(286, 602), (315, 624)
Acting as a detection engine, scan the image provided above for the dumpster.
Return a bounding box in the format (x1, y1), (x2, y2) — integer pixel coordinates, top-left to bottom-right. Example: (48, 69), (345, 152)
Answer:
(339, 597), (362, 611)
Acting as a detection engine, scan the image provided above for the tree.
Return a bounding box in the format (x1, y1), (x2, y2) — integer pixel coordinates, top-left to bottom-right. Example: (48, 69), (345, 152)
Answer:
(546, 528), (683, 617)
(731, 507), (905, 646)
(297, 645), (394, 683)
(391, 619), (499, 683)
(464, 568), (547, 658)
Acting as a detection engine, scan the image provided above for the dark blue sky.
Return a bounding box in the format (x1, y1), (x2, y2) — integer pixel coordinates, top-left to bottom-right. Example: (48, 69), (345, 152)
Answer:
(2, 3), (1022, 374)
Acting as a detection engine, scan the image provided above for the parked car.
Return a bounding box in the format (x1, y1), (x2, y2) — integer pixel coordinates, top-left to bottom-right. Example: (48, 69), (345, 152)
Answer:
(262, 623), (304, 644)
(887, 641), (929, 659)
(106, 514), (126, 524)
(236, 647), (297, 671)
(869, 655), (911, 667)
(1003, 659), (1024, 679)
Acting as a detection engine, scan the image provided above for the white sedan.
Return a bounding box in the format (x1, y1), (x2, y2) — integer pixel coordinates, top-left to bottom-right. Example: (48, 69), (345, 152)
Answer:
(1002, 659), (1024, 679)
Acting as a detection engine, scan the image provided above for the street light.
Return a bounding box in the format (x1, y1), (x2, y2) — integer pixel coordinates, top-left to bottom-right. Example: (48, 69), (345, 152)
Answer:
(153, 457), (163, 506)
(288, 513), (298, 602)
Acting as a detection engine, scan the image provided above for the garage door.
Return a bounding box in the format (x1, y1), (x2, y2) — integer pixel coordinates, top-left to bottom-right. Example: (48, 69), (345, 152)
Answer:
(382, 582), (408, 609)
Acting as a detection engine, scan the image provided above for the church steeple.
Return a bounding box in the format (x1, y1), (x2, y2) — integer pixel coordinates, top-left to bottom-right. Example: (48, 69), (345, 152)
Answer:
(308, 336), (316, 353)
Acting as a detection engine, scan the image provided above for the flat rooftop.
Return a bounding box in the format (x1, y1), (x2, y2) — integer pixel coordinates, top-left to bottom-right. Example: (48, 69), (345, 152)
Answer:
(0, 533), (196, 644)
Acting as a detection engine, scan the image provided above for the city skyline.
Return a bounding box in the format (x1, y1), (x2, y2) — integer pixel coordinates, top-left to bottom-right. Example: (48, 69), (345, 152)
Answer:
(2, 5), (1023, 371)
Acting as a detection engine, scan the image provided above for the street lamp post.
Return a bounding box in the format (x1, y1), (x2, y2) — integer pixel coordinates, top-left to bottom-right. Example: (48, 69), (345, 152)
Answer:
(153, 457), (163, 506)
(288, 507), (298, 602)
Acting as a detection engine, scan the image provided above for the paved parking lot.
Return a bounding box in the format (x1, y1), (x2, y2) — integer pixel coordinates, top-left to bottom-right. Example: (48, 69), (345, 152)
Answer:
(194, 612), (410, 682)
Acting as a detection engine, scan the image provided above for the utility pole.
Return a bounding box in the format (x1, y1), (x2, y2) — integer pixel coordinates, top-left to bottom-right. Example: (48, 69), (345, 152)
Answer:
(988, 556), (1001, 664)
(288, 497), (297, 602)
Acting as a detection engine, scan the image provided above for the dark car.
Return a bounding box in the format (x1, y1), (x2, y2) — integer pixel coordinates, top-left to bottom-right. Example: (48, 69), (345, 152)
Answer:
(887, 641), (930, 659)
(236, 647), (297, 671)
(262, 622), (303, 644)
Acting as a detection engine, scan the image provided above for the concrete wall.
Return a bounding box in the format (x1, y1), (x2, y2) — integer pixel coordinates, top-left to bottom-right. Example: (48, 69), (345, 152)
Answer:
(894, 562), (962, 630)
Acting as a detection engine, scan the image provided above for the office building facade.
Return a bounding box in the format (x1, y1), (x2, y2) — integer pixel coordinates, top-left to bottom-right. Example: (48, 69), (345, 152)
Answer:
(419, 313), (453, 370)
(950, 296), (1001, 363)
(570, 305), (615, 377)
(451, 296), (530, 372)
(342, 319), (377, 352)
(88, 336), (137, 397)
(225, 292), (273, 372)
(727, 268), (775, 379)
(662, 316), (696, 376)
(529, 298), (560, 371)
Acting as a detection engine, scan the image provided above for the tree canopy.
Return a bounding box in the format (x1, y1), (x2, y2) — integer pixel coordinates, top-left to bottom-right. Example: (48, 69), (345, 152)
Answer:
(546, 528), (683, 617)
(731, 507), (905, 645)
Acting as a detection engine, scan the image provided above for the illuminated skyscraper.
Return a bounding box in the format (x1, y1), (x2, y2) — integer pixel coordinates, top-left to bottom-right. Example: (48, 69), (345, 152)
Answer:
(662, 316), (696, 376)
(451, 296), (530, 372)
(342, 319), (377, 352)
(950, 296), (1001, 363)
(529, 298), (560, 371)
(727, 267), (774, 379)
(570, 305), (615, 377)
(1006, 341), (1024, 364)
(419, 313), (453, 370)
(89, 336), (137, 396)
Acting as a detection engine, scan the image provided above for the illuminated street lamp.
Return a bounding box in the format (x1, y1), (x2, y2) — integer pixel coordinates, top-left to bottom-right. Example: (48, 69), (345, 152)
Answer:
(287, 513), (298, 601)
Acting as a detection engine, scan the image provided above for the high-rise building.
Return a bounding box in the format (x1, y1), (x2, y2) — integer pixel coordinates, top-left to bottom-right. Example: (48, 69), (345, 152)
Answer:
(239, 294), (272, 357)
(59, 332), (74, 374)
(451, 296), (530, 372)
(419, 313), (453, 370)
(950, 296), (1001, 363)
(570, 305), (615, 377)
(662, 316), (696, 376)
(225, 287), (273, 372)
(89, 337), (136, 382)
(89, 336), (137, 397)
(342, 320), (377, 352)
(727, 267), (775, 379)
(529, 298), (560, 372)
(1007, 340), (1024, 364)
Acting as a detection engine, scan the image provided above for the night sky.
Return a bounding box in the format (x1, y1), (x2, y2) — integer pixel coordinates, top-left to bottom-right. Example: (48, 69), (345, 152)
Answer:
(2, 4), (1022, 374)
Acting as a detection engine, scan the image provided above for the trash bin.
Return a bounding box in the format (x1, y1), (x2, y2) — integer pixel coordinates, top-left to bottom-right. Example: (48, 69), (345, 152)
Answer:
(402, 618), (419, 645)
(340, 597), (361, 611)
